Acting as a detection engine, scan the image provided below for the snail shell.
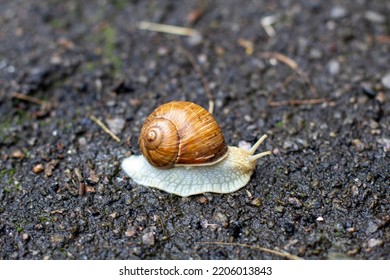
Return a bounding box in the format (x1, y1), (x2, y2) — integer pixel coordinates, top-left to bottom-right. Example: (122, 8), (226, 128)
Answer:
(122, 101), (271, 196)
(139, 101), (228, 168)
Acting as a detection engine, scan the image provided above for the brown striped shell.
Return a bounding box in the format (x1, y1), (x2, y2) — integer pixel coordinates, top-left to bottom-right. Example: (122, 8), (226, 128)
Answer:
(139, 101), (228, 169)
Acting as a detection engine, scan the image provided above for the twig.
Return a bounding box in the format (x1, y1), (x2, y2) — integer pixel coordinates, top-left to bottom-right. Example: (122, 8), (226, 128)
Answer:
(259, 52), (323, 106)
(260, 51), (298, 70)
(90, 115), (121, 142)
(11, 92), (48, 106)
(268, 98), (327, 107)
(138, 21), (199, 37)
(179, 45), (215, 114)
(199, 241), (303, 260)
(260, 51), (318, 96)
(237, 38), (254, 55)
(260, 14), (279, 37)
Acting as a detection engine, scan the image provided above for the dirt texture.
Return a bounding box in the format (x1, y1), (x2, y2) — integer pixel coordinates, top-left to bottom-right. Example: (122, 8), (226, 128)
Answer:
(0, 0), (389, 260)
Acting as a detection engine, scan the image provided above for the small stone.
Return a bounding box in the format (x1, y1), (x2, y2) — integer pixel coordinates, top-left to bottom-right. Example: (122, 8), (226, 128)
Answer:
(361, 85), (377, 98)
(214, 212), (229, 227)
(364, 11), (385, 23)
(125, 229), (136, 237)
(316, 217), (324, 222)
(283, 140), (298, 150)
(366, 238), (384, 248)
(376, 92), (386, 103)
(381, 73), (390, 89)
(11, 150), (25, 159)
(346, 227), (356, 233)
(250, 197), (262, 207)
(309, 48), (323, 60)
(50, 235), (64, 244)
(78, 137), (87, 147)
(34, 224), (43, 230)
(85, 186), (95, 193)
(330, 6), (347, 19)
(347, 248), (360, 256)
(88, 169), (100, 183)
(238, 140), (252, 151)
(288, 197), (303, 208)
(31, 250), (39, 256)
(142, 232), (155, 246)
(109, 212), (118, 219)
(129, 98), (141, 107)
(351, 185), (359, 196)
(327, 59), (340, 75)
(22, 233), (30, 241)
(369, 120), (379, 130)
(57, 37), (75, 49)
(377, 138), (390, 152)
(198, 196), (208, 204)
(366, 221), (378, 234)
(275, 205), (284, 213)
(351, 139), (365, 151)
(45, 159), (59, 177)
(32, 164), (44, 174)
(187, 32), (203, 46)
(244, 115), (252, 122)
(105, 117), (125, 135)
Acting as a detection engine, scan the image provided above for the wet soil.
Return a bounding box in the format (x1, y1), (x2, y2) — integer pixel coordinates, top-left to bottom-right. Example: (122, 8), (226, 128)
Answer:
(0, 0), (389, 259)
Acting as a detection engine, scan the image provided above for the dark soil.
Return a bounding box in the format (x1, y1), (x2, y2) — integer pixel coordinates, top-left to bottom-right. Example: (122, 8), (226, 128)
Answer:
(0, 0), (389, 260)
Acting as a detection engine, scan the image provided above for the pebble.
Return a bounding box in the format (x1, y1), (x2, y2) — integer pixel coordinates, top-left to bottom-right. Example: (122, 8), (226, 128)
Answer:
(22, 233), (30, 241)
(327, 59), (340, 75)
(32, 164), (44, 174)
(11, 150), (25, 159)
(351, 139), (365, 151)
(105, 117), (125, 135)
(309, 48), (323, 60)
(283, 140), (298, 150)
(45, 160), (58, 177)
(347, 248), (360, 256)
(381, 73), (390, 89)
(187, 32), (203, 46)
(142, 232), (155, 246)
(330, 6), (348, 19)
(361, 85), (377, 98)
(364, 11), (385, 23)
(275, 205), (284, 213)
(250, 197), (262, 207)
(214, 212), (229, 227)
(88, 169), (100, 183)
(316, 217), (324, 222)
(238, 140), (252, 151)
(346, 227), (355, 233)
(366, 221), (378, 234)
(377, 138), (390, 152)
(50, 235), (64, 244)
(351, 185), (359, 196)
(109, 212), (118, 219)
(366, 238), (384, 248)
(85, 186), (95, 193)
(125, 229), (136, 237)
(288, 197), (303, 208)
(198, 196), (208, 204)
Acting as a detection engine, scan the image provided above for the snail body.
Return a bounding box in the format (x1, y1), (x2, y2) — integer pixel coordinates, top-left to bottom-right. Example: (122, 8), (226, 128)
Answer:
(121, 101), (270, 197)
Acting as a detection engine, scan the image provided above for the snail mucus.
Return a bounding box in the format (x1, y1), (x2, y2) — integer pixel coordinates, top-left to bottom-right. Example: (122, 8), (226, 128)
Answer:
(121, 101), (271, 197)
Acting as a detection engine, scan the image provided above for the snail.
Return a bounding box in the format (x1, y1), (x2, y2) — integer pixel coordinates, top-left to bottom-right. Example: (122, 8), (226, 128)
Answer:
(121, 101), (271, 197)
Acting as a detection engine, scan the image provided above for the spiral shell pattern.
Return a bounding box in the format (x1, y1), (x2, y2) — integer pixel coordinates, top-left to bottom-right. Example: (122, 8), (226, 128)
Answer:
(139, 101), (228, 169)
